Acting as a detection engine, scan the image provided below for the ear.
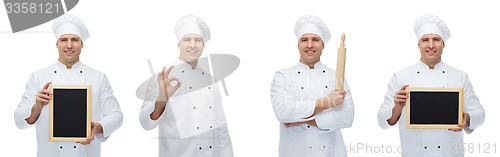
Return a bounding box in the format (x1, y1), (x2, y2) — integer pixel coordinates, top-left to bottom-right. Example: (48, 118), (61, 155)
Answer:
(443, 42), (445, 48)
(322, 42), (325, 50)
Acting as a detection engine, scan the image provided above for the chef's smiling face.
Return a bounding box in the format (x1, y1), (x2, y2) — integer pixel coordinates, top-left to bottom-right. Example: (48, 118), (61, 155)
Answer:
(179, 34), (204, 66)
(57, 34), (83, 68)
(419, 34), (445, 67)
(298, 33), (324, 67)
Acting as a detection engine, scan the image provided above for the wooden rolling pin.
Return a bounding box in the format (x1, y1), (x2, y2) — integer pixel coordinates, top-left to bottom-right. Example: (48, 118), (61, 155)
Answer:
(335, 33), (346, 91)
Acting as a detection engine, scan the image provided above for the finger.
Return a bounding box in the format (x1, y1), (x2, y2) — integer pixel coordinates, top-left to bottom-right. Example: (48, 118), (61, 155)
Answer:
(395, 89), (408, 96)
(394, 95), (408, 100)
(37, 93), (52, 100)
(39, 89), (52, 95)
(166, 77), (176, 84)
(448, 128), (457, 132)
(165, 65), (174, 78)
(37, 99), (50, 104)
(160, 66), (166, 81)
(400, 84), (409, 90)
(394, 98), (407, 103)
(168, 77), (181, 84)
(457, 121), (467, 127)
(43, 82), (52, 90)
(158, 66), (165, 80)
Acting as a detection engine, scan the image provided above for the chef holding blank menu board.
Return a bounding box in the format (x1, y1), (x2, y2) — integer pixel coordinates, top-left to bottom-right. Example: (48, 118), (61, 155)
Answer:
(13, 14), (123, 157)
(377, 14), (485, 157)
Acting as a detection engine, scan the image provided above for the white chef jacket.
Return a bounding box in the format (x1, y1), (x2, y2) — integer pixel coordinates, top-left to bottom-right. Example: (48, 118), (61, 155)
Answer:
(271, 61), (354, 157)
(139, 59), (234, 157)
(14, 61), (123, 157)
(377, 61), (485, 157)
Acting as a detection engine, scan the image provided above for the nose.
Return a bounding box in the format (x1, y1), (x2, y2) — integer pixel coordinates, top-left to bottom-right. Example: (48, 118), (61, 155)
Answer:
(306, 40), (313, 48)
(66, 41), (73, 50)
(189, 40), (196, 48)
(428, 40), (435, 49)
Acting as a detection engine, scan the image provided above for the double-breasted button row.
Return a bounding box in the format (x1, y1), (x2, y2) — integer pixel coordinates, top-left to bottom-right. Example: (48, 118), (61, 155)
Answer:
(198, 145), (213, 150)
(59, 146), (77, 149)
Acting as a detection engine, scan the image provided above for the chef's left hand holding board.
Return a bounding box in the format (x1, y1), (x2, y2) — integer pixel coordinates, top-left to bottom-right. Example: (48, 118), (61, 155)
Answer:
(77, 122), (103, 145)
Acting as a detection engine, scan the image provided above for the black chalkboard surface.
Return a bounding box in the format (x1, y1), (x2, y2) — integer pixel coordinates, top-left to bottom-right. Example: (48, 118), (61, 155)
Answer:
(49, 85), (91, 142)
(405, 87), (463, 129)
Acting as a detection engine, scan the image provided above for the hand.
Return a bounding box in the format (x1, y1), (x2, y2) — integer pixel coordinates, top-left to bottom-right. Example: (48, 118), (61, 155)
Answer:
(386, 85), (409, 125)
(26, 82), (52, 124)
(283, 122), (303, 128)
(77, 122), (102, 145)
(35, 82), (52, 108)
(283, 119), (317, 128)
(157, 65), (181, 102)
(150, 66), (181, 120)
(448, 112), (470, 132)
(393, 85), (409, 110)
(319, 90), (346, 108)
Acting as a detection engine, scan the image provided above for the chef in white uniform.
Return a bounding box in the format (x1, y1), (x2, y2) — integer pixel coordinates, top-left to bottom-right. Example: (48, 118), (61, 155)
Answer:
(139, 15), (234, 157)
(377, 14), (485, 157)
(13, 14), (123, 157)
(270, 15), (354, 157)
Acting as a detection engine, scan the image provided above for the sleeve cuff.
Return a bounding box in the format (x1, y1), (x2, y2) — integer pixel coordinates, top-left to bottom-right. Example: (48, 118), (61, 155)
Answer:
(95, 133), (107, 142)
(467, 110), (485, 132)
(378, 107), (394, 129)
(14, 105), (36, 129)
(140, 101), (164, 130)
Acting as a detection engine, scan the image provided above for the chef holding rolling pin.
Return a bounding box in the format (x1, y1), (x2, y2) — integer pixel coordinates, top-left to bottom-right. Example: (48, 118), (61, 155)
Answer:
(270, 15), (354, 157)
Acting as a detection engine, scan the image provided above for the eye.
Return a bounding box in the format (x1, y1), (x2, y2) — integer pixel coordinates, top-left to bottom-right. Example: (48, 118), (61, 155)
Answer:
(72, 38), (79, 42)
(195, 38), (202, 42)
(301, 39), (307, 42)
(433, 38), (440, 41)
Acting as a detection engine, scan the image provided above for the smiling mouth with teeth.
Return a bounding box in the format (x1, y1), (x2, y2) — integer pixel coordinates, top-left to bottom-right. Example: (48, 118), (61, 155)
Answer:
(65, 51), (74, 54)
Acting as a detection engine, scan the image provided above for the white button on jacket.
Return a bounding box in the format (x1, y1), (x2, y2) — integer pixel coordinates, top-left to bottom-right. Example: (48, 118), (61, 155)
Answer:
(271, 61), (354, 157)
(378, 61), (485, 157)
(14, 61), (123, 157)
(140, 59), (233, 157)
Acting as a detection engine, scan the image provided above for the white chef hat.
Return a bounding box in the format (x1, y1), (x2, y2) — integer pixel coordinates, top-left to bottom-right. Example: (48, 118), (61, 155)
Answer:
(414, 14), (451, 42)
(174, 15), (211, 43)
(294, 15), (331, 43)
(52, 14), (89, 42)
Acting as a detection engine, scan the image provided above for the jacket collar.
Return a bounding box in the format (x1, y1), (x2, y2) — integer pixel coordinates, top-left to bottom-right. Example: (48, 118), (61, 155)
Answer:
(56, 60), (82, 69)
(417, 60), (445, 70)
(297, 61), (323, 70)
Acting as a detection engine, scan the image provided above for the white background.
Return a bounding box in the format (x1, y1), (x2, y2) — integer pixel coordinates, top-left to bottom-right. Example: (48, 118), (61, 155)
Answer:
(1, 0), (499, 156)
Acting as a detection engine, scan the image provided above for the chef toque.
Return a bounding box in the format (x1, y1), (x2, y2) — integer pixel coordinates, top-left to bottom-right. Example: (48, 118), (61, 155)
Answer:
(294, 15), (331, 43)
(414, 14), (451, 42)
(52, 14), (89, 42)
(175, 15), (211, 43)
